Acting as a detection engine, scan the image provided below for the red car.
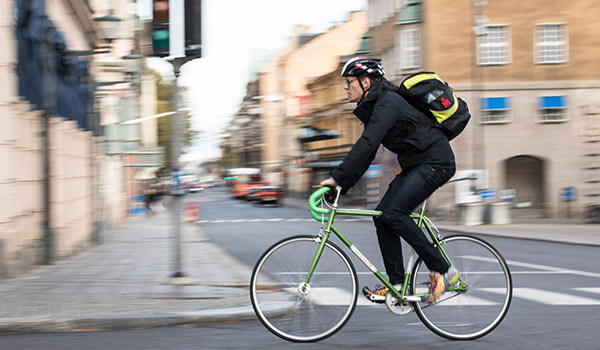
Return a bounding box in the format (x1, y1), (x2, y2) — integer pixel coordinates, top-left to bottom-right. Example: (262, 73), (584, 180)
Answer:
(254, 186), (284, 205)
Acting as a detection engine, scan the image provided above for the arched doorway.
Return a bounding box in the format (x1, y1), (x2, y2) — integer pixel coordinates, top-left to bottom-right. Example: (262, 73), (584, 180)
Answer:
(505, 155), (546, 218)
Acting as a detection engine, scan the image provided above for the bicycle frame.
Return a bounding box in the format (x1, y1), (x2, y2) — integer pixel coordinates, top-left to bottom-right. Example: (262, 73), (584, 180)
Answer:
(306, 187), (467, 301)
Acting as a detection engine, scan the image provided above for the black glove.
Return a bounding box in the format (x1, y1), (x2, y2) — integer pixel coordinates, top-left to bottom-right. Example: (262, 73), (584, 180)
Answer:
(324, 188), (337, 204)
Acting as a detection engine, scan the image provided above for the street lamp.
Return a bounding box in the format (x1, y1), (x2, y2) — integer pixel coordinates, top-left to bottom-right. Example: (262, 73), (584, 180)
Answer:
(122, 51), (143, 92)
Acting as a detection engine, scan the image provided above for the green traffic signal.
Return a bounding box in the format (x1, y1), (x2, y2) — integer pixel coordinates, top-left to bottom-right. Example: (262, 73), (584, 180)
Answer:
(151, 29), (169, 51)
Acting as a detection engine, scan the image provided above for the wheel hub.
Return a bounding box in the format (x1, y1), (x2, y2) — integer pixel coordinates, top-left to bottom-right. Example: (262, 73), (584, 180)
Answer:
(297, 282), (311, 295)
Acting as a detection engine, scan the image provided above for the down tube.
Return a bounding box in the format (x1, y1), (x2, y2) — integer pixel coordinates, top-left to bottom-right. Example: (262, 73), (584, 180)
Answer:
(330, 225), (400, 296)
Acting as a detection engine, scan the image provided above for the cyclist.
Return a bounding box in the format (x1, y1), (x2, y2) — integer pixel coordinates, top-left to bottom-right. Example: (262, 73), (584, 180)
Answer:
(319, 57), (459, 303)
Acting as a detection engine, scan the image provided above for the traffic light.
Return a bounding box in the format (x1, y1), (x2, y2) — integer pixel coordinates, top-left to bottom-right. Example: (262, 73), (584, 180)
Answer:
(184, 0), (201, 57)
(151, 0), (169, 57)
(151, 0), (201, 58)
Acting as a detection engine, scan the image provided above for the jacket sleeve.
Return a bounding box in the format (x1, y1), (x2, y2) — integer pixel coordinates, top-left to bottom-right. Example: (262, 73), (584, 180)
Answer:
(331, 93), (401, 191)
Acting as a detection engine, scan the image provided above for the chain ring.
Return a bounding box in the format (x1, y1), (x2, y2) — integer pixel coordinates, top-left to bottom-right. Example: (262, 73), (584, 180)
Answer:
(385, 285), (413, 316)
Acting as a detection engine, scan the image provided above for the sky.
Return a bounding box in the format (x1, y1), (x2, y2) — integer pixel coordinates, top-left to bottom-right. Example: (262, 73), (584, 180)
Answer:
(146, 0), (367, 164)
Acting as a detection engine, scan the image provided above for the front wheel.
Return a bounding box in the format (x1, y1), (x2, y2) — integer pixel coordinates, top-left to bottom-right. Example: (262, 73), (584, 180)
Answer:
(410, 235), (513, 340)
(250, 235), (358, 342)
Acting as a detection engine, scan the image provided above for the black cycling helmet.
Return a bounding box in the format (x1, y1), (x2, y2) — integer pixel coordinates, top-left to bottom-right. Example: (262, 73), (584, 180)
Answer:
(341, 57), (385, 78)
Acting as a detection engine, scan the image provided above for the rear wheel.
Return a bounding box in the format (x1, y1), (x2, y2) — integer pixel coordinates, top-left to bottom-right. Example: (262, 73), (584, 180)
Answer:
(410, 235), (512, 340)
(250, 235), (358, 342)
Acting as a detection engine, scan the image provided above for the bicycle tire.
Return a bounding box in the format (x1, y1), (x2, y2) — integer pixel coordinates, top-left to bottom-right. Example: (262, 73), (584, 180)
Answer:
(250, 235), (358, 342)
(410, 235), (512, 340)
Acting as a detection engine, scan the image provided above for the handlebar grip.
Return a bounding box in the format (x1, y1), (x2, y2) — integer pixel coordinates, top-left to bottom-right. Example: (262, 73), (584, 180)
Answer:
(309, 187), (331, 219)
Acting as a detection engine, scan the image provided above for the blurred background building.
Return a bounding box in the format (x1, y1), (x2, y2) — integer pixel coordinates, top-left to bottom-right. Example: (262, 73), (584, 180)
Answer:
(223, 0), (600, 220)
(0, 0), (163, 278)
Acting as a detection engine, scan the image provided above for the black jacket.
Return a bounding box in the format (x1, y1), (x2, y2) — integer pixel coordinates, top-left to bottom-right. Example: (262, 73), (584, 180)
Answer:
(331, 78), (455, 192)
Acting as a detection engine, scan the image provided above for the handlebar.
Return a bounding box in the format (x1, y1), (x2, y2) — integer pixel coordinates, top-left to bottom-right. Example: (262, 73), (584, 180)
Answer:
(309, 186), (332, 221)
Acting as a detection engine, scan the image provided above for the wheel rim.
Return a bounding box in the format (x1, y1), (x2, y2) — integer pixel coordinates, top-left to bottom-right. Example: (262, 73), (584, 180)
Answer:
(250, 236), (358, 342)
(411, 235), (512, 340)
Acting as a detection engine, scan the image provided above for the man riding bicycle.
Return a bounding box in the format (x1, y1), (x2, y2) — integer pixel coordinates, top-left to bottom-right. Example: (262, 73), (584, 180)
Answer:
(319, 57), (459, 303)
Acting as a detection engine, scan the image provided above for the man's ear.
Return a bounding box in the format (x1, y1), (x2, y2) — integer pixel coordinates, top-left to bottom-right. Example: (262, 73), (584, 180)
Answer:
(360, 76), (371, 90)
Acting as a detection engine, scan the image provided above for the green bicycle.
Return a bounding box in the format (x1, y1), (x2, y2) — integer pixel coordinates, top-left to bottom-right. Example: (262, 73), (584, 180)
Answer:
(250, 185), (513, 342)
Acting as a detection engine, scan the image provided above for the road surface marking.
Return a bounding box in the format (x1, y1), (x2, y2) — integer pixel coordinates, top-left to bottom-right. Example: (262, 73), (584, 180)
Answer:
(484, 287), (600, 305)
(572, 287), (600, 295)
(464, 256), (600, 279)
(273, 286), (600, 307)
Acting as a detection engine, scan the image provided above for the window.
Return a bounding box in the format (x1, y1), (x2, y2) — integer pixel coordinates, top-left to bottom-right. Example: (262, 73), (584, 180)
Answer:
(535, 24), (568, 64)
(477, 25), (511, 65)
(537, 96), (568, 123)
(401, 28), (421, 69)
(480, 97), (511, 124)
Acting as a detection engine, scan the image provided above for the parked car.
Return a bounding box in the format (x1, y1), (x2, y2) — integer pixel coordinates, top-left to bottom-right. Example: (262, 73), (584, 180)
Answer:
(254, 186), (284, 205)
(246, 186), (263, 202)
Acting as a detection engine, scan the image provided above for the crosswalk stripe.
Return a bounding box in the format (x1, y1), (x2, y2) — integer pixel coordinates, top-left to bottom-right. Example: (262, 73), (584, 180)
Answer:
(572, 287), (600, 295)
(485, 287), (600, 305)
(279, 287), (600, 307)
(464, 256), (600, 279)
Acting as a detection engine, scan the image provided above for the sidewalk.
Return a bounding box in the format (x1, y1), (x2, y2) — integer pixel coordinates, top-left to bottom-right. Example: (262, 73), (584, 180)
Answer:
(0, 213), (259, 334)
(0, 207), (599, 335)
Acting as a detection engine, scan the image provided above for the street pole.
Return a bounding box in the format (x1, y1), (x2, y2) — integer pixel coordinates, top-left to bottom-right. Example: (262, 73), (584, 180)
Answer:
(169, 58), (184, 279)
(166, 56), (195, 281)
(160, 0), (201, 283)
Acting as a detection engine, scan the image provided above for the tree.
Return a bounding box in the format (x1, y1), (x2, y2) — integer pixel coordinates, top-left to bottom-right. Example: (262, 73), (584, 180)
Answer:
(153, 71), (199, 170)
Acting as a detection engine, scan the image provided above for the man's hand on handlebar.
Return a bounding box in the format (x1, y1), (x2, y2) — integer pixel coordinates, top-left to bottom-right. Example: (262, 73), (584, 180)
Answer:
(319, 177), (341, 204)
(319, 177), (338, 189)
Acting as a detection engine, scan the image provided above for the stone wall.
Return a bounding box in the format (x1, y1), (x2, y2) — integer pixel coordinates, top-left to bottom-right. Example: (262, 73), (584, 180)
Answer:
(0, 102), (95, 278)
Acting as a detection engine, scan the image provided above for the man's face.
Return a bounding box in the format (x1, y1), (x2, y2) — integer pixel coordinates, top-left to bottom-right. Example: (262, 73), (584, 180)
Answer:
(344, 76), (369, 103)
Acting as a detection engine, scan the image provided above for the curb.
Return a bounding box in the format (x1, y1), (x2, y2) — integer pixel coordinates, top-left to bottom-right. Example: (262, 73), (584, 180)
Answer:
(0, 306), (257, 335)
(0, 300), (295, 335)
(436, 226), (600, 247)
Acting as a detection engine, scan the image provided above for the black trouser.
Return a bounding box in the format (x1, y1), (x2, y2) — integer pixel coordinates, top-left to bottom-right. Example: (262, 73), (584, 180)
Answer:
(374, 164), (455, 285)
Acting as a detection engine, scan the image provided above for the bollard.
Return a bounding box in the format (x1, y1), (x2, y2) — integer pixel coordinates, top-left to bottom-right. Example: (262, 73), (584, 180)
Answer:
(489, 202), (511, 225)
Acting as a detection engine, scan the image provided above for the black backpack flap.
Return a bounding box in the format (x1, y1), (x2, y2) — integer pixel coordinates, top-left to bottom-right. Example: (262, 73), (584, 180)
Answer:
(441, 97), (471, 141)
(399, 72), (471, 141)
(400, 72), (452, 119)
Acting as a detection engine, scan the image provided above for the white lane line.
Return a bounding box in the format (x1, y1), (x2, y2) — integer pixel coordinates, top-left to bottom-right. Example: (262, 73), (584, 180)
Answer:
(278, 287), (600, 307)
(463, 256), (600, 279)
(572, 287), (600, 295)
(485, 287), (600, 305)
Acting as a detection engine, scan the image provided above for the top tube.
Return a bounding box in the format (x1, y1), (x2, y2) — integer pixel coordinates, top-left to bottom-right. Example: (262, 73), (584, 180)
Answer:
(308, 176), (476, 222)
(309, 187), (382, 222)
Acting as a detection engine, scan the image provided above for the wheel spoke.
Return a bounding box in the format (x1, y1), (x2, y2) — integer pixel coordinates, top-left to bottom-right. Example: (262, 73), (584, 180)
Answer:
(250, 236), (358, 342)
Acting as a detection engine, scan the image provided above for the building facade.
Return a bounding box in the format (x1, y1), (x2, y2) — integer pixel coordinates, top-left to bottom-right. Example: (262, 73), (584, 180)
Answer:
(351, 0), (600, 219)
(257, 12), (368, 188)
(0, 0), (160, 279)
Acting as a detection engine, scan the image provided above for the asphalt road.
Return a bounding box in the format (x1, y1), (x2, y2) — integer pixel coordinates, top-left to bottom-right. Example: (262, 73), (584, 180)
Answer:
(2, 188), (599, 350)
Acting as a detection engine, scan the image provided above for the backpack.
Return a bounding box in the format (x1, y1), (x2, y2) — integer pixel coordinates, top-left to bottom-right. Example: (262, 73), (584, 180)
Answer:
(398, 72), (471, 141)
